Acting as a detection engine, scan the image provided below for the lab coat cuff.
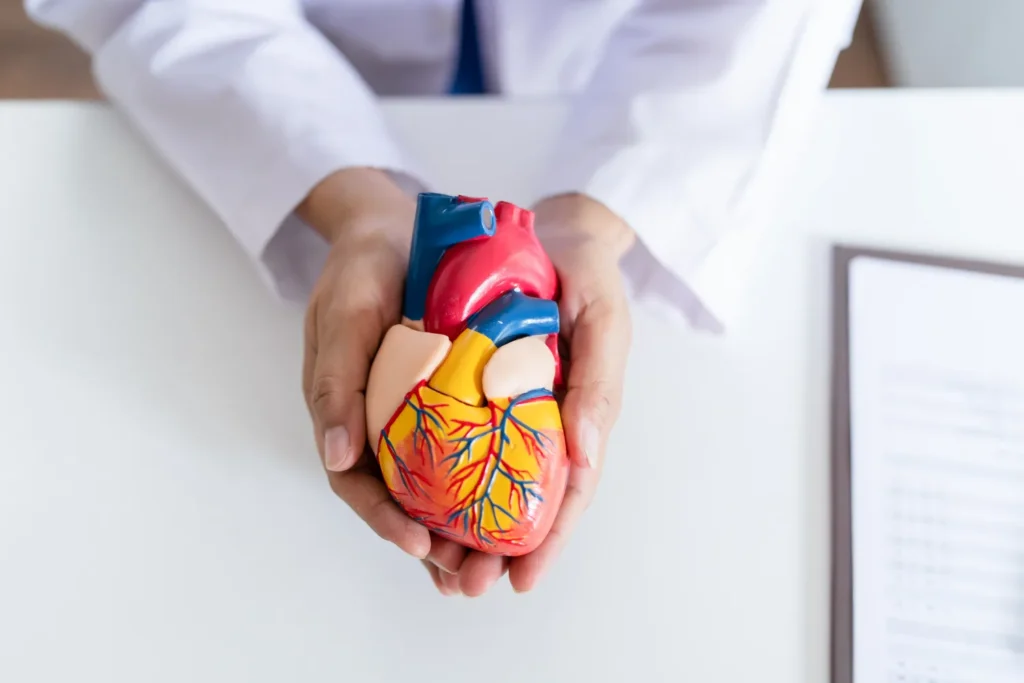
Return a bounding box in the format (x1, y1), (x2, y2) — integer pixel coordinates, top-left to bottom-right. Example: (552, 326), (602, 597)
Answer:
(234, 141), (413, 265)
(541, 165), (735, 333)
(240, 149), (426, 304)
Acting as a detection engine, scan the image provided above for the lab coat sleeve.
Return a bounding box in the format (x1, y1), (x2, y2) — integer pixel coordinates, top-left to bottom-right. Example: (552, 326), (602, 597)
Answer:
(25, 0), (424, 302)
(541, 0), (863, 331)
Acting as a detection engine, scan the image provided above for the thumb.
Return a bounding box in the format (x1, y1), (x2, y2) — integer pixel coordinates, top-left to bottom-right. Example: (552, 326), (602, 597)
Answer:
(561, 298), (630, 470)
(310, 306), (383, 471)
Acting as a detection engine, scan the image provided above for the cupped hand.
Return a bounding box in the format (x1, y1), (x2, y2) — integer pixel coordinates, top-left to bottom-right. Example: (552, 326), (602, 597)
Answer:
(299, 176), (633, 596)
(297, 168), (472, 579)
(447, 193), (636, 596)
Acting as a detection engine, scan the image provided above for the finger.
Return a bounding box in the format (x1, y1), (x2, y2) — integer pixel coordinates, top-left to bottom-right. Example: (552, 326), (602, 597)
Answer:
(426, 535), (470, 596)
(302, 304), (321, 443)
(508, 465), (599, 593)
(458, 551), (508, 597)
(439, 568), (462, 595)
(498, 558), (511, 583)
(311, 305), (387, 472)
(561, 297), (631, 469)
(426, 534), (468, 574)
(422, 560), (458, 596)
(328, 468), (431, 559)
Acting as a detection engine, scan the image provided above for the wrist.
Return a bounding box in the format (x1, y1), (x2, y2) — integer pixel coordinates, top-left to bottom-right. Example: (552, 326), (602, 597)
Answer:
(298, 167), (415, 248)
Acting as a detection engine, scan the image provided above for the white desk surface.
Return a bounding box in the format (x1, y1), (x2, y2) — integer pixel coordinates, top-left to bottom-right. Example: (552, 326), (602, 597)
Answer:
(2, 92), (1023, 683)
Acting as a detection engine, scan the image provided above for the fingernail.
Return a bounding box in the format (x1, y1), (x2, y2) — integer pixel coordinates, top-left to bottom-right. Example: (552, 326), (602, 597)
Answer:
(581, 420), (601, 469)
(439, 568), (462, 596)
(408, 535), (432, 560)
(324, 426), (351, 471)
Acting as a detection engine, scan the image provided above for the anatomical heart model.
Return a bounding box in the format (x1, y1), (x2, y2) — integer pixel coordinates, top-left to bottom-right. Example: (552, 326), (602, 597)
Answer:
(365, 193), (569, 555)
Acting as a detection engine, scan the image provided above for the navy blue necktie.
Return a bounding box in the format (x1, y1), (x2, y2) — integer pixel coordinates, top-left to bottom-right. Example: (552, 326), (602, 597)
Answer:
(449, 0), (486, 94)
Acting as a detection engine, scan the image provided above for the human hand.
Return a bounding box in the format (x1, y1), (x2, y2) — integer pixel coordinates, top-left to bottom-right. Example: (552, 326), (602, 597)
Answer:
(438, 192), (636, 596)
(297, 169), (473, 579)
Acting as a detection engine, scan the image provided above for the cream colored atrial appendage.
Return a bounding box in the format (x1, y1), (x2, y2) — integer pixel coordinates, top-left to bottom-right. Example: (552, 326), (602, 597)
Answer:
(366, 324), (451, 454)
(482, 336), (555, 400)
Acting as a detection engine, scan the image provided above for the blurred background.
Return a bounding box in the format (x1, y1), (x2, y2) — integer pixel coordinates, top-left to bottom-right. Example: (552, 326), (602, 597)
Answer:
(2, 0), (1022, 99)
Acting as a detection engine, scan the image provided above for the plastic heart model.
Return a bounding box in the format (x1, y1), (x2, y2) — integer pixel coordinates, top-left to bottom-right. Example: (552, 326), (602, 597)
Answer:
(365, 193), (569, 555)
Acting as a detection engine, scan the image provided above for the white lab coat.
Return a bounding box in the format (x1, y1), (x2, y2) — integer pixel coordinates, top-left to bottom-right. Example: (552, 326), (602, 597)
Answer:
(27, 0), (862, 331)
